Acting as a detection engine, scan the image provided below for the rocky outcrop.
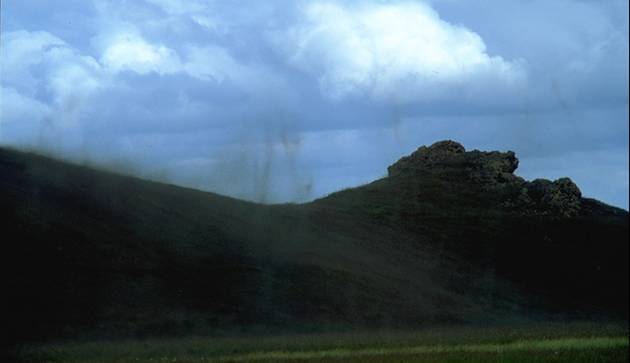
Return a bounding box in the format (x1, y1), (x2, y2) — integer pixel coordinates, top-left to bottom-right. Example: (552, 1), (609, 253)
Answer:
(526, 178), (582, 217)
(387, 140), (466, 174)
(387, 140), (582, 217)
(388, 140), (520, 183)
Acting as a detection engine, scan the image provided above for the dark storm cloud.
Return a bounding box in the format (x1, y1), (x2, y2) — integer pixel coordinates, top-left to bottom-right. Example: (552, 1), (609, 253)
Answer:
(1, 0), (627, 207)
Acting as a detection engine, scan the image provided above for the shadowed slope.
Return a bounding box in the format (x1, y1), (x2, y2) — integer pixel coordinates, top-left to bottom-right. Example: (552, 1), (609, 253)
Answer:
(1, 141), (627, 347)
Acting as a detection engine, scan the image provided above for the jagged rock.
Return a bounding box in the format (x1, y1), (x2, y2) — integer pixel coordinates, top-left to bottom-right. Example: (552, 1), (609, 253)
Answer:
(526, 178), (582, 217)
(388, 140), (520, 185)
(388, 140), (582, 217)
(466, 150), (521, 185)
(387, 140), (466, 176)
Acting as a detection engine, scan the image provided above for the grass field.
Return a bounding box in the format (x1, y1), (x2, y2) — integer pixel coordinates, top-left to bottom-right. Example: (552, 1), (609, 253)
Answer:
(19, 323), (628, 363)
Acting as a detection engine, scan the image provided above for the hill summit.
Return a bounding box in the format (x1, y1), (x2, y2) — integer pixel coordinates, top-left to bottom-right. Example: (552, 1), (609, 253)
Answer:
(388, 140), (518, 180)
(387, 140), (581, 217)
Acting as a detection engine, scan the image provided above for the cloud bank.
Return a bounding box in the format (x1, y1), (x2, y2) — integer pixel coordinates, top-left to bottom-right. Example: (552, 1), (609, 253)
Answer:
(1, 0), (628, 207)
(280, 2), (525, 102)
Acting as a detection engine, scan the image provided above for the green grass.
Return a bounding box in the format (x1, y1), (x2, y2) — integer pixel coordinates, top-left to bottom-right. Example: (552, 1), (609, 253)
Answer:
(20, 323), (629, 363)
(217, 337), (627, 362)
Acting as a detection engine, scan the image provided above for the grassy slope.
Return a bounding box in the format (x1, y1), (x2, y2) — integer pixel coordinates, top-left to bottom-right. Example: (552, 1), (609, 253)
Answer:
(1, 149), (460, 342)
(1, 148), (628, 346)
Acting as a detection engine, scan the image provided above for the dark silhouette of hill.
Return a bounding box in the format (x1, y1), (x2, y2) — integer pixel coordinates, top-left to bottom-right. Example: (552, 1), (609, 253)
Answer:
(2, 141), (627, 348)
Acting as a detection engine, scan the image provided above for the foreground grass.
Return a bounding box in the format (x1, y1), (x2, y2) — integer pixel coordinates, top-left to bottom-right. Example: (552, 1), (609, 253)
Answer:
(20, 323), (629, 363)
(217, 337), (628, 363)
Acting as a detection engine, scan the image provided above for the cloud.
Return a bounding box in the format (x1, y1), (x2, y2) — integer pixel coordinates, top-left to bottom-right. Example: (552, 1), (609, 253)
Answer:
(0, 29), (105, 153)
(101, 32), (182, 75)
(426, 0), (629, 110)
(1, 30), (102, 101)
(278, 1), (525, 102)
(0, 86), (52, 144)
(1, 30), (66, 94)
(144, 0), (208, 15)
(0, 0), (627, 207)
(182, 45), (274, 90)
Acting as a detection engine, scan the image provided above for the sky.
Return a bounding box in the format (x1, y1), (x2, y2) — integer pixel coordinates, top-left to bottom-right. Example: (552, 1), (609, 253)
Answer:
(1, 0), (628, 208)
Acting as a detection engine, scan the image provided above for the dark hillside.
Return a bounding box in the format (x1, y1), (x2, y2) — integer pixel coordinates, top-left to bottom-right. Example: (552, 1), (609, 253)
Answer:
(2, 141), (627, 348)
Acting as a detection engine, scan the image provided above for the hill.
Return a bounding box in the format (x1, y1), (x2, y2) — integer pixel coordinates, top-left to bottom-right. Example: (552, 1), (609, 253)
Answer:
(2, 141), (627, 347)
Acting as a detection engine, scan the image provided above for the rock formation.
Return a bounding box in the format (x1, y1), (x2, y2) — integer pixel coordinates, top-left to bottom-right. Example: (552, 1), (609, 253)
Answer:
(387, 140), (582, 217)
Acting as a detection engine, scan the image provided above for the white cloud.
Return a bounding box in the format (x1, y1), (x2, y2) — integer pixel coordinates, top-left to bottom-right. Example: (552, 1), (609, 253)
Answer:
(279, 1), (525, 102)
(0, 31), (66, 95)
(0, 31), (66, 73)
(0, 30), (105, 144)
(1, 30), (104, 99)
(46, 47), (103, 106)
(101, 32), (182, 75)
(97, 30), (268, 87)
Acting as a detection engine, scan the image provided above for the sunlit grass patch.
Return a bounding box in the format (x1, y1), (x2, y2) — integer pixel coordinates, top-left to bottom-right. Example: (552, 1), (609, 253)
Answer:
(20, 323), (629, 363)
(215, 337), (628, 362)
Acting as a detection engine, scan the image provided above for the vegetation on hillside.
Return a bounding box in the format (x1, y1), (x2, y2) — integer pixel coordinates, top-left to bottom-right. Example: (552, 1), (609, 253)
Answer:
(2, 141), (628, 354)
